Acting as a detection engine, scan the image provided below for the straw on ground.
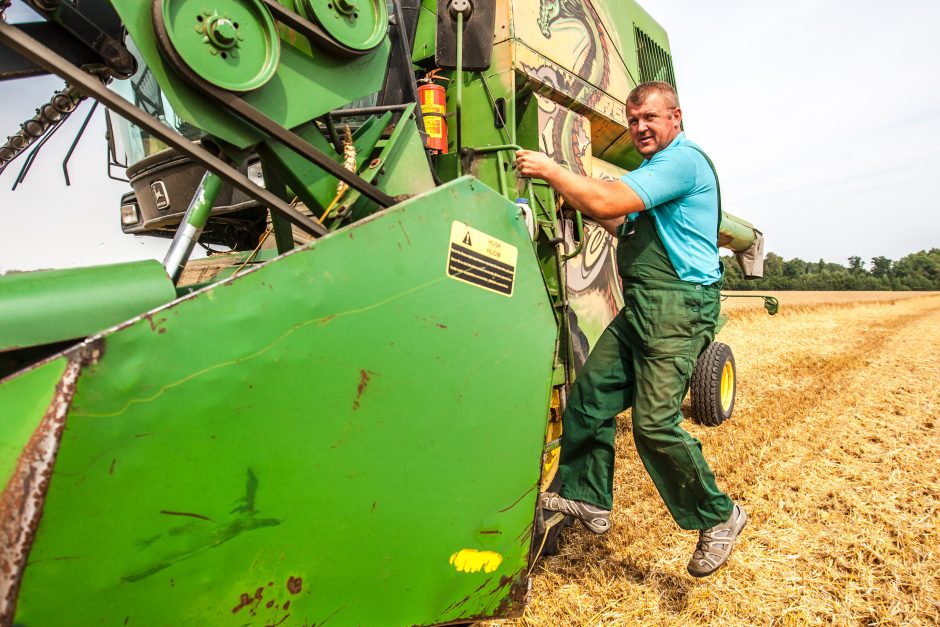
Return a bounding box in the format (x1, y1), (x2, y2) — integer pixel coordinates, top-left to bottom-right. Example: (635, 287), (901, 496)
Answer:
(488, 293), (940, 626)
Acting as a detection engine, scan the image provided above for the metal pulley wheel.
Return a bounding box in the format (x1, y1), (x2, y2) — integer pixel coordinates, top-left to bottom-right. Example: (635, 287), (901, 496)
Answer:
(295, 0), (387, 52)
(152, 0), (280, 92)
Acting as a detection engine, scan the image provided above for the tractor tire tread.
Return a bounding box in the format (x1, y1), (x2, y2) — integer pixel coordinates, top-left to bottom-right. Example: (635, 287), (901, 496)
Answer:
(689, 342), (735, 427)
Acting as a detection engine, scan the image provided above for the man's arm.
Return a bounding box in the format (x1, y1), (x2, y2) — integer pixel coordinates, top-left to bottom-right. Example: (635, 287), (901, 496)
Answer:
(592, 215), (626, 237)
(514, 150), (645, 221)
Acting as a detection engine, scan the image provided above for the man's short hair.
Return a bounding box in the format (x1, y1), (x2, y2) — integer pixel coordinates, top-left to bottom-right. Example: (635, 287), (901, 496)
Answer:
(627, 81), (680, 109)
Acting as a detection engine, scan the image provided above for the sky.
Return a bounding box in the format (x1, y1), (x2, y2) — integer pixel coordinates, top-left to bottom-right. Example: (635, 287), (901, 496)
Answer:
(1, 0), (939, 273)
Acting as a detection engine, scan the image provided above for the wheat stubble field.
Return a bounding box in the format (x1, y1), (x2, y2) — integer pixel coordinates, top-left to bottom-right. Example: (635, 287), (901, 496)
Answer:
(494, 292), (940, 626)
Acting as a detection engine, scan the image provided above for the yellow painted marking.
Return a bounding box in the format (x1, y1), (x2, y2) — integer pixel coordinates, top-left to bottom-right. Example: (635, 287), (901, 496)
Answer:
(721, 360), (734, 411)
(449, 549), (503, 574)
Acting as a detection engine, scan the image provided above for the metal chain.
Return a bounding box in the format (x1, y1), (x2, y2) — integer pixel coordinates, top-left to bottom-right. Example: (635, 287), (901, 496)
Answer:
(0, 84), (86, 173)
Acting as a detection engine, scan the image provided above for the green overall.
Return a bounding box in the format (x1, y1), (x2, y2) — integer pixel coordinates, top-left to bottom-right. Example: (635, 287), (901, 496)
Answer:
(558, 210), (734, 530)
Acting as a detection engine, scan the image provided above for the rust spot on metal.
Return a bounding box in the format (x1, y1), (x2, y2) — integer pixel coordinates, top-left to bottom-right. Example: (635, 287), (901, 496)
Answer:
(264, 616), (290, 627)
(497, 485), (536, 513)
(319, 314), (336, 326)
(229, 581), (281, 617)
(371, 502), (376, 513)
(479, 530), (501, 535)
(440, 584), (481, 615)
(232, 593), (253, 614)
(430, 570), (529, 625)
(283, 600), (290, 610)
(0, 348), (90, 626)
(286, 576), (302, 595)
(158, 510), (213, 522)
(108, 459), (117, 475)
(435, 323), (448, 329)
(124, 617), (129, 625)
(144, 314), (168, 334)
(493, 573), (529, 618)
(352, 370), (378, 410)
(398, 221), (412, 246)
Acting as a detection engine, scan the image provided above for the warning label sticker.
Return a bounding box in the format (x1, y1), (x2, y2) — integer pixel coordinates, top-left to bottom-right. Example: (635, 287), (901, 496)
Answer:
(447, 221), (518, 297)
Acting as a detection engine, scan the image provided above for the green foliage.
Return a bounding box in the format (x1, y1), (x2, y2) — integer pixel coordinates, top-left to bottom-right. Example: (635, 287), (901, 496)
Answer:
(721, 249), (940, 290)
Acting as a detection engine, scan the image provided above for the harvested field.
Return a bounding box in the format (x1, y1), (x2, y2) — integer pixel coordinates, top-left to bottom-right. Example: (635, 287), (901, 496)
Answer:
(490, 293), (940, 626)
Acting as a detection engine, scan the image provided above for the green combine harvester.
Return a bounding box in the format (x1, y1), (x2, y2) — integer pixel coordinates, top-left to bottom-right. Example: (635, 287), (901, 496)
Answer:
(0, 1), (772, 624)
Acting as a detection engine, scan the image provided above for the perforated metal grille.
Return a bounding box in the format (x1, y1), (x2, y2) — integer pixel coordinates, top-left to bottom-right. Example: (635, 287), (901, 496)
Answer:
(634, 27), (677, 88)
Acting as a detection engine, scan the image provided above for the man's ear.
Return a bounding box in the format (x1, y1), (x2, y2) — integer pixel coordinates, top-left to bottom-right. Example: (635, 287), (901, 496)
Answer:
(672, 107), (683, 126)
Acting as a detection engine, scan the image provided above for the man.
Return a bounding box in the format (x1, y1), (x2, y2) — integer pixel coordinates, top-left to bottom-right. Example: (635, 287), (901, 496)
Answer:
(514, 81), (746, 578)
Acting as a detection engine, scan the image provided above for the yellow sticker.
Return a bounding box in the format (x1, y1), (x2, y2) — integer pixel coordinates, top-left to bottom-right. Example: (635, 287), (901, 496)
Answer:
(449, 549), (504, 574)
(420, 102), (445, 138)
(447, 221), (517, 297)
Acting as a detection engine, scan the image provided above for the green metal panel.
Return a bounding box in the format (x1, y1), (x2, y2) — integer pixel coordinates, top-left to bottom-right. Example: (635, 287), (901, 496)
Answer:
(7, 178), (557, 626)
(0, 356), (68, 486)
(600, 0), (672, 84)
(412, 0), (437, 61)
(0, 260), (177, 352)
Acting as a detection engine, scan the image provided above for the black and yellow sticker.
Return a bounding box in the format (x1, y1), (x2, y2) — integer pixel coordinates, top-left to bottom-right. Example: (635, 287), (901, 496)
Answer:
(447, 221), (517, 297)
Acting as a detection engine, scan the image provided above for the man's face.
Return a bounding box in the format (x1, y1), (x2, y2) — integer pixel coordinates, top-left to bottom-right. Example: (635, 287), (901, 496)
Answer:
(626, 92), (682, 158)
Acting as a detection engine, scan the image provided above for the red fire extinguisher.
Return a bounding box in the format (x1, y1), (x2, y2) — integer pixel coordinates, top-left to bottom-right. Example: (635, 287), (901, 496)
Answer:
(418, 81), (448, 154)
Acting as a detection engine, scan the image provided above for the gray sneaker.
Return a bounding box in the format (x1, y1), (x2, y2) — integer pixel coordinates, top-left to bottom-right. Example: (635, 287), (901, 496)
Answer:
(687, 503), (748, 577)
(540, 492), (611, 534)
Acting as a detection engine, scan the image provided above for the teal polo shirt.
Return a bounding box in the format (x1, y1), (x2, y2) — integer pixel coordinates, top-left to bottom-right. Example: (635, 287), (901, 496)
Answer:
(620, 132), (721, 285)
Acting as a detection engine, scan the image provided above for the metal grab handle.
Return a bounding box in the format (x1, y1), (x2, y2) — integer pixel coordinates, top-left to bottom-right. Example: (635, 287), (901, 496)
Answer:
(562, 210), (584, 260)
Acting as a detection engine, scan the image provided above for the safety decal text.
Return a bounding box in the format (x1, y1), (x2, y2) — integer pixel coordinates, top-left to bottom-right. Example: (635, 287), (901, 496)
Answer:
(447, 221), (517, 297)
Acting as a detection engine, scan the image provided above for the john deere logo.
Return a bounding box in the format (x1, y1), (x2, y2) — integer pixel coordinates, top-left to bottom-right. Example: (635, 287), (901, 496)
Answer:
(151, 181), (170, 211)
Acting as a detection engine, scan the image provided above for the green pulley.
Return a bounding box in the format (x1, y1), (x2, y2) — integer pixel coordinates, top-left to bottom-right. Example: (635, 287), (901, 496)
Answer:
(153, 0), (280, 92)
(296, 0), (387, 52)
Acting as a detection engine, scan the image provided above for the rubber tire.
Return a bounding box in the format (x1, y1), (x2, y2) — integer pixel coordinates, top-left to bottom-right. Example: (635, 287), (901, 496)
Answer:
(689, 342), (735, 427)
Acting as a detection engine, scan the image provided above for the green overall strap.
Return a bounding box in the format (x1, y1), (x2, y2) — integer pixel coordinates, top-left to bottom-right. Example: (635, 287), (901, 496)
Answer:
(687, 146), (722, 239)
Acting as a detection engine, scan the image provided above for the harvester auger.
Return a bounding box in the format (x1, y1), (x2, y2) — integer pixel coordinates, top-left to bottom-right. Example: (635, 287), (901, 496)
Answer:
(0, 1), (769, 625)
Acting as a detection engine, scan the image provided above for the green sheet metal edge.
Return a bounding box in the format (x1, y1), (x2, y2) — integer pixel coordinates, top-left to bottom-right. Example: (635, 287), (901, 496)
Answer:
(0, 350), (96, 626)
(0, 260), (176, 351)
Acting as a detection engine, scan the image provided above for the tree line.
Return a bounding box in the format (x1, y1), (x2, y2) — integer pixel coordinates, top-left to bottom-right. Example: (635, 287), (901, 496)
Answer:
(721, 248), (940, 290)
